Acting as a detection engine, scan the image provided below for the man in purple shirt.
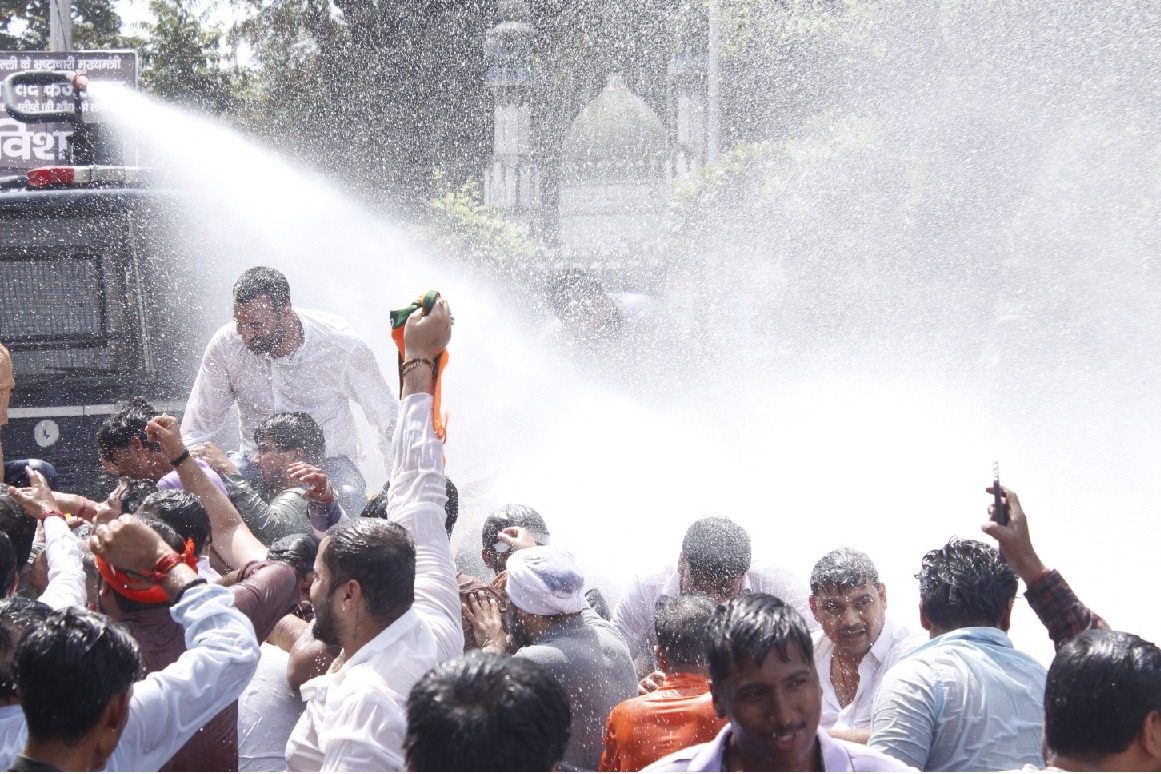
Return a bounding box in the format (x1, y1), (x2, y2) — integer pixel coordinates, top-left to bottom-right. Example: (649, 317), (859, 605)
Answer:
(97, 398), (228, 495)
(646, 594), (912, 772)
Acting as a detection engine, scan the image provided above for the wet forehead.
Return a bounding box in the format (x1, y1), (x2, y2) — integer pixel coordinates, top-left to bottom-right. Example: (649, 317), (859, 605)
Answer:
(234, 296), (279, 321)
(814, 581), (878, 604)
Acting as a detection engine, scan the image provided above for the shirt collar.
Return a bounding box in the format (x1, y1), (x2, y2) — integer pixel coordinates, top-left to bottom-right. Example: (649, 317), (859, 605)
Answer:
(338, 608), (420, 671)
(688, 723), (732, 771)
(659, 671), (712, 693)
(930, 626), (1013, 648)
(662, 566), (754, 597)
(908, 625), (1013, 661)
(866, 614), (901, 664)
(693, 725), (838, 771)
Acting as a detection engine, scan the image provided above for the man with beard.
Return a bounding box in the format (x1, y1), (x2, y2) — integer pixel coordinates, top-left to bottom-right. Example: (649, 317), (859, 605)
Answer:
(180, 266), (398, 516)
(284, 296), (462, 771)
(808, 549), (924, 743)
(646, 594), (911, 772)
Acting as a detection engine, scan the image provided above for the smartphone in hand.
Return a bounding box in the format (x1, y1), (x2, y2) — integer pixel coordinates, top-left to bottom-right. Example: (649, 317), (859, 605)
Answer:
(992, 462), (1009, 526)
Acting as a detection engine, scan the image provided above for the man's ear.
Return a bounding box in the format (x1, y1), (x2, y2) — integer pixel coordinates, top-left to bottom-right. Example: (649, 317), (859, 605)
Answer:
(999, 596), (1015, 632)
(878, 582), (888, 609)
(808, 595), (819, 622)
(1141, 709), (1161, 760)
(918, 601), (932, 635)
(342, 578), (362, 609)
(92, 691), (132, 766)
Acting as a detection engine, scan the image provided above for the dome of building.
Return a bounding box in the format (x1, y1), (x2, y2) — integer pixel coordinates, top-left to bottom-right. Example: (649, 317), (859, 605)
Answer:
(561, 74), (667, 181)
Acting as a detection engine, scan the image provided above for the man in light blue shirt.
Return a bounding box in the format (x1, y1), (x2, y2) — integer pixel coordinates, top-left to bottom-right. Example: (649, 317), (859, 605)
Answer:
(868, 538), (1047, 771)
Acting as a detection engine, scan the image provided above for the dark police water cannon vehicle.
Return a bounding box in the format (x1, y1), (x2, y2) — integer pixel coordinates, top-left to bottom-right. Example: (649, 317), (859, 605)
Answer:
(0, 69), (220, 497)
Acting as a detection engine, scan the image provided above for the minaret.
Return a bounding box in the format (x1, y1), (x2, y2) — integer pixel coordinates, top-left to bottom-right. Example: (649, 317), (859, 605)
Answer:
(483, 0), (540, 221)
(668, 47), (708, 179)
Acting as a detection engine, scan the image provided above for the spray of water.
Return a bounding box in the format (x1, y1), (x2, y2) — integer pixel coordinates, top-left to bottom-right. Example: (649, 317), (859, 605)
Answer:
(89, 0), (1161, 665)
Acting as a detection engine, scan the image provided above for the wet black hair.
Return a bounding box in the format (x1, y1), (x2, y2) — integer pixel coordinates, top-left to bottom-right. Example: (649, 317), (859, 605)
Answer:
(682, 517), (751, 582)
(481, 504), (549, 551)
(364, 478), (460, 538)
(253, 412), (326, 465)
(705, 593), (814, 686)
(0, 596), (53, 701)
(405, 650), (571, 771)
(117, 478), (159, 516)
(655, 595), (718, 667)
(0, 495), (35, 568)
(267, 532), (321, 581)
(917, 538), (1017, 630)
(233, 266), (291, 310)
(810, 547), (880, 595)
(1045, 629), (1161, 760)
(15, 607), (143, 745)
(322, 519), (414, 619)
(0, 531), (17, 596)
(96, 397), (160, 461)
(140, 490), (210, 555)
(545, 269), (607, 318)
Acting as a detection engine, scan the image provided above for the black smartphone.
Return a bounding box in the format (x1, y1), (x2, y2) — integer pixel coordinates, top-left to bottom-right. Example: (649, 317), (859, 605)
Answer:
(992, 462), (1008, 526)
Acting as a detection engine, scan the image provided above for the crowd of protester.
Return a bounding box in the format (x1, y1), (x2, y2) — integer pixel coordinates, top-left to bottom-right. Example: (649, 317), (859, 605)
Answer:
(0, 267), (1151, 772)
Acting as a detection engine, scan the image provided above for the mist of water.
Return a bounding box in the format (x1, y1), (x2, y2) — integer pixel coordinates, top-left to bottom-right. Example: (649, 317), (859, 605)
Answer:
(89, 0), (1161, 665)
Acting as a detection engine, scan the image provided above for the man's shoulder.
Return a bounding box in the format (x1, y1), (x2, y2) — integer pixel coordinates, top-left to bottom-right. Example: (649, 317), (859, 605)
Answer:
(876, 617), (927, 665)
(826, 734), (916, 772)
(298, 308), (362, 340)
(625, 563), (679, 596)
(643, 743), (709, 772)
(515, 641), (569, 667)
(747, 564), (807, 591)
(643, 732), (724, 772)
(927, 628), (1046, 673)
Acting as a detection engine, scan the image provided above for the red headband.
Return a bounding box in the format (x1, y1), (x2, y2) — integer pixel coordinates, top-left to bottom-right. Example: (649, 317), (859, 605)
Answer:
(96, 538), (198, 604)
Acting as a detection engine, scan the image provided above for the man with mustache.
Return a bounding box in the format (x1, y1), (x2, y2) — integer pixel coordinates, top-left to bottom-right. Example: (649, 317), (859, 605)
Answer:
(808, 549), (924, 744)
(645, 594), (911, 772)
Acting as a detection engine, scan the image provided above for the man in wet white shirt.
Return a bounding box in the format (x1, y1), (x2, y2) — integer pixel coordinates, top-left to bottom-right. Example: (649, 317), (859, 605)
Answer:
(181, 266), (398, 516)
(612, 516), (814, 675)
(284, 295), (462, 771)
(809, 548), (924, 744)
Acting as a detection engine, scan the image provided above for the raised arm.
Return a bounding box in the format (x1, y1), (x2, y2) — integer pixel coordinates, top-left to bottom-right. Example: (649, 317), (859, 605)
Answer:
(982, 485), (1108, 649)
(7, 468), (85, 608)
(147, 415), (268, 570)
(88, 515), (261, 772)
(386, 297), (462, 661)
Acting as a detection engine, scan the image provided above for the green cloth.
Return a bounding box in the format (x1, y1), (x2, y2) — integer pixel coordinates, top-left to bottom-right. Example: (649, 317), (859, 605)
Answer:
(389, 290), (440, 330)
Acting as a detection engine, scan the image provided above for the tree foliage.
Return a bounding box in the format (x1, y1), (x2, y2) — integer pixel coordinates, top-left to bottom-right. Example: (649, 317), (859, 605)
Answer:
(413, 173), (545, 282)
(0, 0), (122, 50)
(138, 0), (242, 115)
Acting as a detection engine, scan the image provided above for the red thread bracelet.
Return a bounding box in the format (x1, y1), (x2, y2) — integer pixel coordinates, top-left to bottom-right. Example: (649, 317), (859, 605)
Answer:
(147, 552), (186, 583)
